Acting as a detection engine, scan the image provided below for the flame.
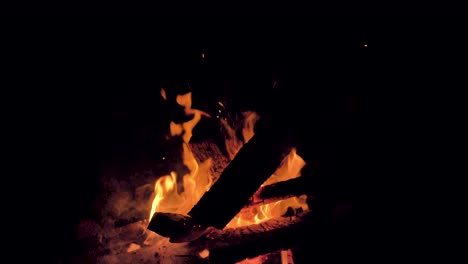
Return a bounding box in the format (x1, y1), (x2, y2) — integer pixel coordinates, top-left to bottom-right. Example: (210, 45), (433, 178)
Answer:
(225, 149), (309, 229)
(148, 152), (214, 221)
(262, 148), (305, 186)
(222, 112), (309, 229)
(149, 92), (213, 221)
(226, 196), (309, 229)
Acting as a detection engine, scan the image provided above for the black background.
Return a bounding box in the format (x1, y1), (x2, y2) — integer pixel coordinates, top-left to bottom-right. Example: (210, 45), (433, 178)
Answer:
(6, 12), (461, 263)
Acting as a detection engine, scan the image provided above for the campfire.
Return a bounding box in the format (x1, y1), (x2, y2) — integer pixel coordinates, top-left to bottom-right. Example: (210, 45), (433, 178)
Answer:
(76, 86), (316, 264)
(41, 20), (366, 264)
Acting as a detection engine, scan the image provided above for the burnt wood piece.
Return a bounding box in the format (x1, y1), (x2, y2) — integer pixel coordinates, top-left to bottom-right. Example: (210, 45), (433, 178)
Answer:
(188, 131), (296, 229)
(246, 176), (310, 207)
(190, 211), (313, 263)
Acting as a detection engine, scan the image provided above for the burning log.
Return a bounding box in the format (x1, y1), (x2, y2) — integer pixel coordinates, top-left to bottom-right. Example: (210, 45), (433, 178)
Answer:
(186, 130), (297, 230)
(190, 211), (313, 263)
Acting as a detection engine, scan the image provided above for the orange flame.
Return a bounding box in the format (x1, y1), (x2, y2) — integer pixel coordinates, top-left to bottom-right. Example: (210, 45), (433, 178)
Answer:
(241, 111), (259, 143)
(225, 149), (309, 229)
(149, 92), (212, 221)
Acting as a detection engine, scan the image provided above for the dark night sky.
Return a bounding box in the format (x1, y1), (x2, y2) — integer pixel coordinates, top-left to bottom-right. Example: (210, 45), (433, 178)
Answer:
(8, 15), (461, 263)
